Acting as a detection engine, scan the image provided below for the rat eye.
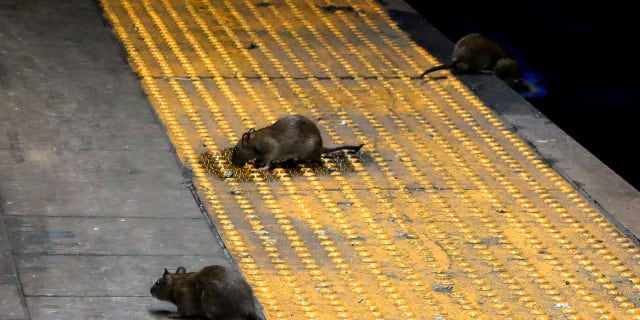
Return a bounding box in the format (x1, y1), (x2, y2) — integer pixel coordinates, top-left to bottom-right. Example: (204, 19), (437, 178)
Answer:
(233, 146), (237, 152)
(155, 279), (161, 285)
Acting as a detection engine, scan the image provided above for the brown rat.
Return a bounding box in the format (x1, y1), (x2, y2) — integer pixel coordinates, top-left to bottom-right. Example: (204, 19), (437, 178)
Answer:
(419, 33), (527, 91)
(150, 265), (264, 320)
(231, 114), (364, 170)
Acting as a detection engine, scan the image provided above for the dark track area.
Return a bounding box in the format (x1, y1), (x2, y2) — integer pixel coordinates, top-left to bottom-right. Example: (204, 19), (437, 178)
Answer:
(401, 0), (640, 191)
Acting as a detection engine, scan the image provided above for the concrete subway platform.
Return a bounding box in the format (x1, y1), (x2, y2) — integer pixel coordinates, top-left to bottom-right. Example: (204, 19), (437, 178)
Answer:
(1, 0), (639, 319)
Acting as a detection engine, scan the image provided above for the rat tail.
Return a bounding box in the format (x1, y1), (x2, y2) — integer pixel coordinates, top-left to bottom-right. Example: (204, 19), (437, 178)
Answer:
(321, 143), (364, 154)
(419, 64), (453, 78)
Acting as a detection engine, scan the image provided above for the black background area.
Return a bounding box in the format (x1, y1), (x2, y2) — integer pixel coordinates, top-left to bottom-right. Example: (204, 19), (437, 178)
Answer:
(399, 0), (640, 190)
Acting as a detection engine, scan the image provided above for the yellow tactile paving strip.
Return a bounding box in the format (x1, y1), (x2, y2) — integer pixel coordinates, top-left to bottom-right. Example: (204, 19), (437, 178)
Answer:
(100, 0), (640, 318)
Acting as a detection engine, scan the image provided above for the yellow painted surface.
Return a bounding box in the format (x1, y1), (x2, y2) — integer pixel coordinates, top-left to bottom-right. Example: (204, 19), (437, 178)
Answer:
(100, 0), (640, 319)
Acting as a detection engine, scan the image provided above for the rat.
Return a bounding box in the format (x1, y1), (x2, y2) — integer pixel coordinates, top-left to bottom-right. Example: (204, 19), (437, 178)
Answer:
(150, 265), (264, 320)
(230, 114), (364, 170)
(419, 33), (528, 91)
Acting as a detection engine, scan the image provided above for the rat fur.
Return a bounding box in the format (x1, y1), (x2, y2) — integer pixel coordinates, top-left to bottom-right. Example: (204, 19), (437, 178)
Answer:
(420, 33), (527, 91)
(150, 265), (263, 320)
(231, 114), (363, 170)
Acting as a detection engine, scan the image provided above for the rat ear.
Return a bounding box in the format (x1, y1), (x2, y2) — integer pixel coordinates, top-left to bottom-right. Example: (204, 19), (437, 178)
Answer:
(163, 268), (172, 283)
(176, 267), (186, 274)
(241, 132), (251, 145)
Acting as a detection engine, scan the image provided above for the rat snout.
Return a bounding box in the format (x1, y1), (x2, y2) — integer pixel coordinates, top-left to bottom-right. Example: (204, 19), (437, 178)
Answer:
(230, 152), (241, 166)
(230, 146), (253, 167)
(230, 152), (245, 166)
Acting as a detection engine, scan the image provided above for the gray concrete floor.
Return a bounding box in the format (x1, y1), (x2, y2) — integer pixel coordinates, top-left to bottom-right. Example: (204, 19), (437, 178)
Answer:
(0, 1), (233, 319)
(1, 0), (638, 319)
